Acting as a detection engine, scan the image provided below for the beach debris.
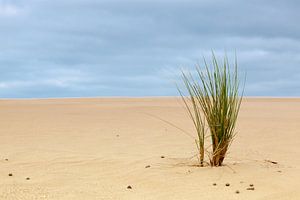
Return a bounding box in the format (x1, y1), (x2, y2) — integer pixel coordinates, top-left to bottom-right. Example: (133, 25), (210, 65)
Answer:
(26, 177), (30, 180)
(145, 165), (151, 168)
(235, 190), (240, 194)
(247, 187), (255, 191)
(265, 159), (278, 164)
(127, 185), (132, 189)
(8, 173), (13, 176)
(225, 183), (230, 187)
(160, 156), (165, 158)
(212, 183), (217, 186)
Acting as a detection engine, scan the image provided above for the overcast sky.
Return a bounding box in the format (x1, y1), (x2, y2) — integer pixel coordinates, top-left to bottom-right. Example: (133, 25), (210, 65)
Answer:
(0, 0), (299, 98)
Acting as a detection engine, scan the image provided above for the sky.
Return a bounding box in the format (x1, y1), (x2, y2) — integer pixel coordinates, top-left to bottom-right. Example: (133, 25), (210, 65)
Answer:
(0, 0), (299, 98)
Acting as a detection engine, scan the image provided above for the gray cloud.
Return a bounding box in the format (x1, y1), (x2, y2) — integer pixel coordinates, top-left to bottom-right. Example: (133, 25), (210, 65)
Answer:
(0, 0), (299, 97)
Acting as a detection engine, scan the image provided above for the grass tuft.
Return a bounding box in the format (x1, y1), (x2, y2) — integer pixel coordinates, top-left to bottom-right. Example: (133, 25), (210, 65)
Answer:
(179, 52), (244, 167)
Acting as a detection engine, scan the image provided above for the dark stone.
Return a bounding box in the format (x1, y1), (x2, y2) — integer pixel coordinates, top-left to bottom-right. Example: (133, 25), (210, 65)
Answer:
(145, 165), (150, 168)
(225, 183), (230, 186)
(235, 190), (240, 194)
(247, 187), (255, 191)
(8, 173), (13, 176)
(26, 177), (30, 180)
(127, 185), (132, 189)
(160, 156), (165, 158)
(213, 183), (217, 186)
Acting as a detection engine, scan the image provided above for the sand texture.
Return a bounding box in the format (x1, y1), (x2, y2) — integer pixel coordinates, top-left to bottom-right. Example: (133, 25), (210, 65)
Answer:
(0, 97), (300, 199)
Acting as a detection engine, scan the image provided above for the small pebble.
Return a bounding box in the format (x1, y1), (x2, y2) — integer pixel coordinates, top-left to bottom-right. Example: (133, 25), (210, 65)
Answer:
(26, 177), (30, 180)
(116, 134), (119, 137)
(240, 181), (244, 183)
(127, 185), (132, 189)
(249, 184), (254, 187)
(145, 165), (150, 168)
(161, 156), (165, 158)
(225, 183), (230, 187)
(8, 173), (13, 177)
(212, 183), (217, 186)
(247, 187), (255, 191)
(235, 190), (240, 194)
(277, 170), (282, 173)
(5, 159), (8, 161)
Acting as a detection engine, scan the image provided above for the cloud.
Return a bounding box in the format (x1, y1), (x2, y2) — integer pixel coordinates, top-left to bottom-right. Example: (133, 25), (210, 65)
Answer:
(0, 3), (20, 17)
(0, 0), (299, 97)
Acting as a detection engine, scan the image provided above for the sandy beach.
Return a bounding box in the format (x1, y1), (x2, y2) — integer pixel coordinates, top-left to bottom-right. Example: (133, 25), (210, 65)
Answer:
(0, 97), (299, 200)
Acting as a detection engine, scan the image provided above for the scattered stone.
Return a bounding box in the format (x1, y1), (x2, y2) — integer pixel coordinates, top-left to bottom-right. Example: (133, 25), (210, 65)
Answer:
(127, 185), (132, 189)
(145, 165), (151, 168)
(212, 183), (217, 186)
(8, 173), (13, 177)
(5, 159), (8, 161)
(249, 184), (254, 187)
(225, 183), (230, 187)
(265, 159), (278, 164)
(26, 177), (30, 180)
(161, 156), (165, 158)
(235, 190), (240, 194)
(247, 187), (255, 191)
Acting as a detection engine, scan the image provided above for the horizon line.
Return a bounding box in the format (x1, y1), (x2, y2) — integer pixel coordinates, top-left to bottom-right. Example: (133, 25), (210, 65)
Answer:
(1, 95), (300, 100)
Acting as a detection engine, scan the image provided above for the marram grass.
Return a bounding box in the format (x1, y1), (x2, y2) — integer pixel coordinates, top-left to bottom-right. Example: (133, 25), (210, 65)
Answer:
(179, 53), (244, 167)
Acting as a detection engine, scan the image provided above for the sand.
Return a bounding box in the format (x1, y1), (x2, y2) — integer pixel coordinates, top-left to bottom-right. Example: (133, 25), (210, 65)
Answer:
(0, 97), (300, 199)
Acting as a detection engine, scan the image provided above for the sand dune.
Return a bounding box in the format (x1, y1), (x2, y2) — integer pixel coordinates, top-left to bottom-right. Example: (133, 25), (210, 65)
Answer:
(0, 98), (299, 199)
